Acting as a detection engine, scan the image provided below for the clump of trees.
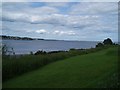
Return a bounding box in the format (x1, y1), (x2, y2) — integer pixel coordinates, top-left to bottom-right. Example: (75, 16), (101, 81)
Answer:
(1, 35), (34, 40)
(96, 43), (104, 48)
(96, 38), (113, 48)
(103, 38), (113, 45)
(34, 50), (47, 55)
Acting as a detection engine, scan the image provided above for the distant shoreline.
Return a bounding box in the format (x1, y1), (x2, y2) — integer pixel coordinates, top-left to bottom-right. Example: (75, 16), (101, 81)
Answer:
(0, 35), (44, 41)
(0, 35), (100, 42)
(1, 35), (119, 43)
(0, 35), (65, 41)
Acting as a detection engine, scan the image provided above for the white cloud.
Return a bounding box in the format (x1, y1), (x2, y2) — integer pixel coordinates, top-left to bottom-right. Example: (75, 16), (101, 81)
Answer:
(2, 4), (59, 23)
(53, 30), (59, 34)
(2, 11), (101, 29)
(35, 29), (48, 34)
(3, 2), (116, 31)
(53, 30), (76, 36)
(67, 31), (76, 35)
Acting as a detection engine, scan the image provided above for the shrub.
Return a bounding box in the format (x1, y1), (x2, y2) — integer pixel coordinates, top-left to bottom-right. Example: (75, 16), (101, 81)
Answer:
(30, 51), (33, 55)
(103, 38), (113, 45)
(34, 50), (47, 55)
(96, 43), (104, 48)
(2, 44), (15, 55)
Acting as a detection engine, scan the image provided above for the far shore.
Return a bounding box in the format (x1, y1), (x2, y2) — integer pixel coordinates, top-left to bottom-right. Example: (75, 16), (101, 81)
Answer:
(1, 35), (103, 42)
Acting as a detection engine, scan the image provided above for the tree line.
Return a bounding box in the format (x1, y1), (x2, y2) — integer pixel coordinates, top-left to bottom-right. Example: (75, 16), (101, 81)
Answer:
(96, 38), (117, 48)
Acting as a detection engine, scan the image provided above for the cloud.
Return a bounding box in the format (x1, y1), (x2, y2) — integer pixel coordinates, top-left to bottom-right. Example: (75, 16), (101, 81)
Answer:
(45, 2), (69, 7)
(70, 2), (117, 15)
(27, 6), (58, 15)
(2, 2), (116, 31)
(2, 0), (28, 2)
(2, 0), (119, 2)
(2, 3), (59, 23)
(38, 0), (69, 2)
(71, 0), (119, 2)
(2, 3), (58, 15)
(2, 11), (101, 30)
(35, 29), (48, 34)
(53, 30), (76, 36)
(2, 2), (118, 41)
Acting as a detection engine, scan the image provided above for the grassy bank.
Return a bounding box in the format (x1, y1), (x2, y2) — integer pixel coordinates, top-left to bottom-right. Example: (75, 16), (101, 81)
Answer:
(3, 46), (118, 88)
(2, 45), (112, 82)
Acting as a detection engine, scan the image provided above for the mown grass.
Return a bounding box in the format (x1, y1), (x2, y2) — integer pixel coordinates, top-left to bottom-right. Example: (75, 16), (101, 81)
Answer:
(3, 46), (119, 88)
(3, 46), (110, 82)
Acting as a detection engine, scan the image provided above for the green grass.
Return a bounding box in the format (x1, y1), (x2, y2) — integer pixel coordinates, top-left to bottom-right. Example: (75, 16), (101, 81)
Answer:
(3, 47), (118, 88)
(3, 46), (108, 82)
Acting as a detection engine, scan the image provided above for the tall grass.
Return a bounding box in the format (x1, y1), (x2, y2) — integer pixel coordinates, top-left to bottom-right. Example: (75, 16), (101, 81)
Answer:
(2, 45), (116, 82)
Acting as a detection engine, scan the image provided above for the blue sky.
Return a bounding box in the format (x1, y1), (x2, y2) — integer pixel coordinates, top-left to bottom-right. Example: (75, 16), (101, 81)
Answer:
(1, 2), (118, 41)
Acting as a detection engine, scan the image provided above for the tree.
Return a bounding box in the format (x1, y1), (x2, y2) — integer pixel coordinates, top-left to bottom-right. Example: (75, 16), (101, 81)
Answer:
(30, 51), (33, 55)
(103, 38), (113, 45)
(2, 44), (8, 55)
(34, 50), (46, 55)
(96, 42), (104, 48)
(2, 44), (15, 55)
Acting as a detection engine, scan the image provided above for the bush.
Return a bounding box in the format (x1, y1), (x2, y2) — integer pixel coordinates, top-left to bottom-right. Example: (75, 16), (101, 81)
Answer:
(34, 50), (47, 55)
(2, 44), (8, 55)
(48, 51), (67, 54)
(96, 43), (104, 48)
(103, 38), (113, 45)
(2, 44), (15, 55)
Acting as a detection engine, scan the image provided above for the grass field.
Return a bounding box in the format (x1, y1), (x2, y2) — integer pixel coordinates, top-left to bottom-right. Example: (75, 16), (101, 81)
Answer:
(3, 46), (118, 88)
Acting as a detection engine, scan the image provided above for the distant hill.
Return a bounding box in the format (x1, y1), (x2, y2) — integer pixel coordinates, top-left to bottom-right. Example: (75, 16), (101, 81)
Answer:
(0, 35), (63, 41)
(0, 35), (44, 40)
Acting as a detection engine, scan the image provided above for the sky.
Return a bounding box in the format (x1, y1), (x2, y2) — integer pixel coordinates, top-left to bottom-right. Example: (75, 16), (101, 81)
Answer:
(1, 2), (118, 41)
(1, 0), (120, 2)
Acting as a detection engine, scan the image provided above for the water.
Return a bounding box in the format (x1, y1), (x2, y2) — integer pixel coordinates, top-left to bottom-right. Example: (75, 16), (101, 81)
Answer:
(2, 40), (98, 54)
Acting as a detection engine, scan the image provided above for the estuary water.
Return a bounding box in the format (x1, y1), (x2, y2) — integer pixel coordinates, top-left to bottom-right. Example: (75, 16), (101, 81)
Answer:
(2, 40), (98, 54)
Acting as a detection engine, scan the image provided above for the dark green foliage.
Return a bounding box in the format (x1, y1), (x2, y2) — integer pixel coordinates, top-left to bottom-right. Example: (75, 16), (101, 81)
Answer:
(48, 51), (67, 54)
(103, 38), (113, 45)
(1, 35), (34, 40)
(96, 42), (104, 48)
(34, 50), (46, 55)
(96, 38), (114, 48)
(69, 48), (76, 51)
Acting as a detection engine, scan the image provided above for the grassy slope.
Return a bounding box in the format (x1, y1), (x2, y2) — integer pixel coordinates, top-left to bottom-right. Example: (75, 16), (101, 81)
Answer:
(3, 47), (118, 88)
